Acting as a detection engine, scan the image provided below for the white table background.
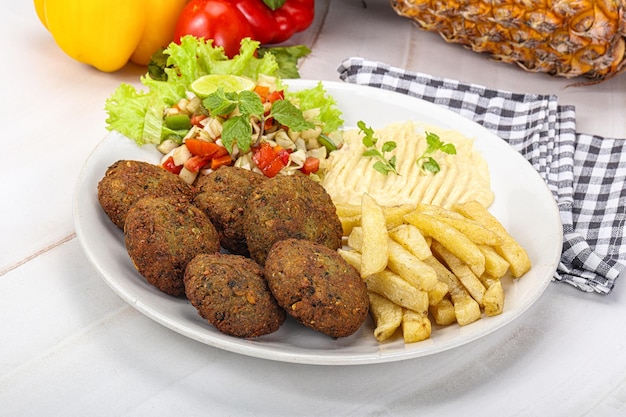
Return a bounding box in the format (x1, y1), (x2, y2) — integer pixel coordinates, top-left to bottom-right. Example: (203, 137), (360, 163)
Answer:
(2, 1), (625, 416)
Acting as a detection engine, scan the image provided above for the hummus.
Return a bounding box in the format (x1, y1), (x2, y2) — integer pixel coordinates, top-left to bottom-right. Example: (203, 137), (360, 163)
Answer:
(321, 121), (494, 209)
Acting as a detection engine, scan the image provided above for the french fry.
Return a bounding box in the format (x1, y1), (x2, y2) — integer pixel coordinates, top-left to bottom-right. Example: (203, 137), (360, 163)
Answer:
(401, 309), (432, 343)
(423, 256), (481, 325)
(431, 241), (486, 307)
(386, 239), (438, 291)
(360, 194), (389, 278)
(482, 279), (505, 317)
(404, 211), (486, 277)
(347, 226), (364, 251)
(452, 297), (482, 326)
(338, 248), (363, 272)
(478, 274), (505, 317)
(364, 270), (429, 313)
(429, 298), (457, 326)
(335, 203), (362, 218)
(382, 204), (418, 229)
(452, 200), (531, 278)
(368, 292), (403, 342)
(415, 203), (503, 246)
(339, 215), (361, 236)
(479, 244), (510, 278)
(340, 198), (525, 344)
(336, 203), (417, 230)
(427, 280), (449, 307)
(388, 223), (432, 260)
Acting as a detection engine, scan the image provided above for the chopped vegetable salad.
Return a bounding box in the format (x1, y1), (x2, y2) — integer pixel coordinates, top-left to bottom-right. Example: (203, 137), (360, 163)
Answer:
(105, 36), (344, 183)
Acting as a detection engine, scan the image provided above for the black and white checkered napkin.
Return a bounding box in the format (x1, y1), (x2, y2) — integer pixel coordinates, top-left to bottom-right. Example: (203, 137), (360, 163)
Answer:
(337, 57), (626, 294)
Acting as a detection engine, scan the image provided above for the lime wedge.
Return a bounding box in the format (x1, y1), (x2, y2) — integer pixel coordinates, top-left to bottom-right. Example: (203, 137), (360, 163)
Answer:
(190, 74), (256, 98)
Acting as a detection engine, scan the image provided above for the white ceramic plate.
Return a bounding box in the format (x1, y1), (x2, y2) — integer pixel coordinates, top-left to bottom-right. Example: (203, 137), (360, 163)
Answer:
(74, 80), (562, 365)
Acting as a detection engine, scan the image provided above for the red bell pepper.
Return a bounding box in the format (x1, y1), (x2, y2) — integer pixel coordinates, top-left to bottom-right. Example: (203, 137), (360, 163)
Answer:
(233, 0), (315, 44)
(174, 0), (315, 57)
(185, 138), (229, 159)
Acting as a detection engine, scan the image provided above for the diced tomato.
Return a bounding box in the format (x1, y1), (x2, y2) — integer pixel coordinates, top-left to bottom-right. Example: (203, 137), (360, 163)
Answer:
(277, 148), (291, 165)
(184, 155), (210, 173)
(190, 114), (208, 126)
(185, 138), (227, 158)
(252, 142), (277, 169)
(162, 156), (183, 175)
(260, 157), (285, 178)
(210, 154), (233, 170)
(252, 142), (285, 178)
(300, 157), (320, 175)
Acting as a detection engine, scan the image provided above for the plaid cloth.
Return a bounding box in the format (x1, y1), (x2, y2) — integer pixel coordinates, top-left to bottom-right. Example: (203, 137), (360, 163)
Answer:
(337, 57), (626, 294)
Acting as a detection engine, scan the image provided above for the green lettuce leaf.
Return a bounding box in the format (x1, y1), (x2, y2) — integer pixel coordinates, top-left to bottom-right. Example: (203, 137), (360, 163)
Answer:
(286, 82), (344, 134)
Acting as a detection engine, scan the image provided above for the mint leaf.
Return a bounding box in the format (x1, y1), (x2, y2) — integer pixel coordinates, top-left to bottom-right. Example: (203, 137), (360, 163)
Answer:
(238, 90), (264, 117)
(221, 116), (252, 154)
(270, 99), (315, 131)
(203, 89), (238, 116)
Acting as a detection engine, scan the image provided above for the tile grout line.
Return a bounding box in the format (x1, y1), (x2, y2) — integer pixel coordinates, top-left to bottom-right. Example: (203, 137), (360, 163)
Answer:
(0, 233), (76, 277)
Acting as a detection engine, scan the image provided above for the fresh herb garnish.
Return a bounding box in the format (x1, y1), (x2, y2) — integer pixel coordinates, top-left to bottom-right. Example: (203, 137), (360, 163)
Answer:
(416, 131), (456, 174)
(358, 121), (399, 176)
(204, 87), (314, 154)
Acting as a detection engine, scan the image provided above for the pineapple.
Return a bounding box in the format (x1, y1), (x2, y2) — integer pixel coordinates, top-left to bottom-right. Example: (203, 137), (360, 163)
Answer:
(391, 0), (626, 80)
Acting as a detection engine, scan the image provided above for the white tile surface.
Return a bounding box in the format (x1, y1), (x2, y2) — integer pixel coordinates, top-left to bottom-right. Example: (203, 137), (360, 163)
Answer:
(2, 1), (626, 416)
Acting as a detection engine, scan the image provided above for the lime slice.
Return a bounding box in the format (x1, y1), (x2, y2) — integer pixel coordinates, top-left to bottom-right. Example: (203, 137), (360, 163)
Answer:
(190, 74), (256, 98)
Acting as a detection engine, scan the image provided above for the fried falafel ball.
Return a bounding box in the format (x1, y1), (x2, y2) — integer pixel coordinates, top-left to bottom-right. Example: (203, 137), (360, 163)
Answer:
(193, 166), (265, 256)
(243, 174), (343, 266)
(184, 253), (286, 338)
(124, 196), (220, 296)
(264, 239), (369, 338)
(98, 160), (193, 229)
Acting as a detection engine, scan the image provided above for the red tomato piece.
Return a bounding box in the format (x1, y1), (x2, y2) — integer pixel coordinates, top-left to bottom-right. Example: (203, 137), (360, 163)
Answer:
(162, 156), (183, 175)
(260, 157), (285, 178)
(300, 157), (320, 174)
(252, 142), (285, 178)
(277, 148), (291, 165)
(191, 114), (208, 126)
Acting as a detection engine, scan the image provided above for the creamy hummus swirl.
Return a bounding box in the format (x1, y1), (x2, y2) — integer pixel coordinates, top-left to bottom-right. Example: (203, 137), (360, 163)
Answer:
(321, 121), (494, 209)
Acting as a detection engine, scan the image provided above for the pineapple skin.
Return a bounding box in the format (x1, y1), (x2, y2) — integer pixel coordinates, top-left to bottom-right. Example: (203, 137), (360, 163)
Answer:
(391, 0), (626, 80)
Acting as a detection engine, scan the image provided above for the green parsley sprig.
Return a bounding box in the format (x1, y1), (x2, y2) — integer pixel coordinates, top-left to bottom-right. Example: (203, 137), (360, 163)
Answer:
(358, 121), (399, 176)
(416, 131), (457, 174)
(203, 88), (314, 154)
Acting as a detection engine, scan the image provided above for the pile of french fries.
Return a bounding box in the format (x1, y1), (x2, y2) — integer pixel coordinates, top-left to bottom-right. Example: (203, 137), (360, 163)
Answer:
(337, 194), (531, 344)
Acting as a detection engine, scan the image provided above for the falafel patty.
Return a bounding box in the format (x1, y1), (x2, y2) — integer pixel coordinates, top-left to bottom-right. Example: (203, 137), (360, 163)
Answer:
(243, 174), (343, 266)
(264, 239), (369, 338)
(184, 253), (286, 338)
(193, 166), (265, 256)
(98, 160), (193, 229)
(124, 196), (220, 296)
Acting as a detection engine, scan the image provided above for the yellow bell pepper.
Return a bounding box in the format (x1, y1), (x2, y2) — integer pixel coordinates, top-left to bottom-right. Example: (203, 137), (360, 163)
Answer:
(34, 0), (188, 72)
